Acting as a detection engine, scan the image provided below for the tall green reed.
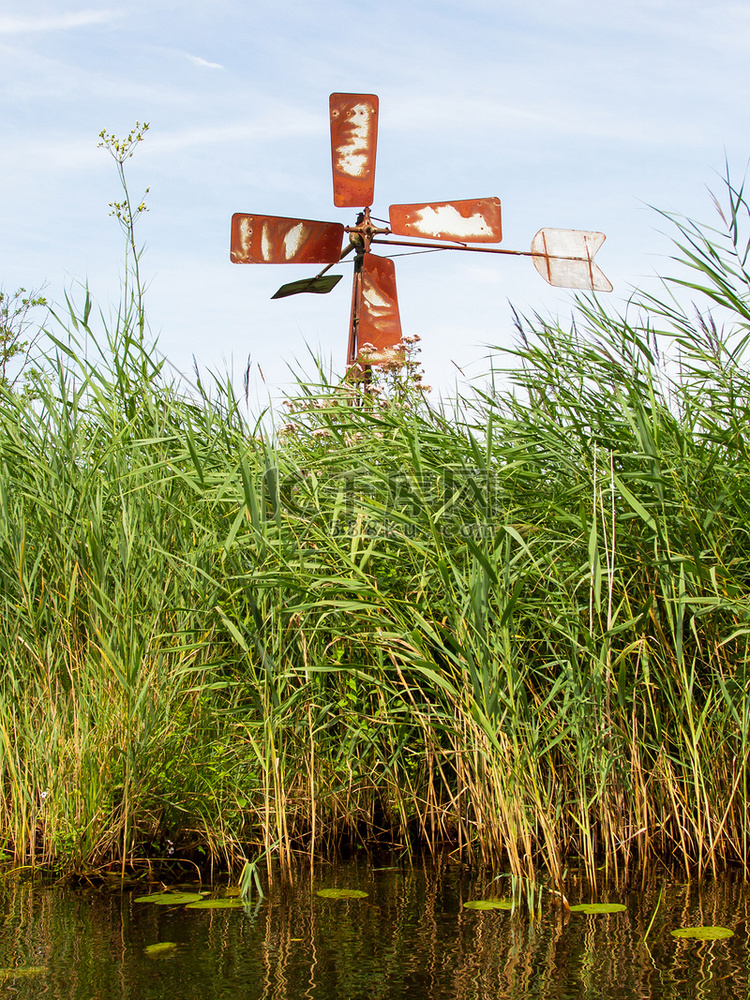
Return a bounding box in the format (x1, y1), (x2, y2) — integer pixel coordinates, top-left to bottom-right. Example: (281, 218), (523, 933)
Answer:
(2, 168), (750, 891)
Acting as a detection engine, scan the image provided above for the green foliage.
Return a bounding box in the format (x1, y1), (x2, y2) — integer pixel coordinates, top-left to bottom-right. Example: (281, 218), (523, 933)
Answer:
(0, 286), (47, 390)
(98, 122), (150, 338)
(3, 157), (750, 890)
(134, 893), (204, 905)
(316, 888), (369, 899)
(463, 899), (513, 910)
(144, 942), (178, 956)
(670, 926), (733, 939)
(185, 898), (244, 908)
(360, 334), (433, 407)
(568, 903), (627, 914)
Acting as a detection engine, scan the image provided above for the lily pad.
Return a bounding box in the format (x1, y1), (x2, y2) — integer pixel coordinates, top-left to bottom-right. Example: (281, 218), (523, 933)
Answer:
(568, 903), (627, 914)
(0, 967), (47, 978)
(671, 926), (733, 940)
(134, 892), (204, 905)
(185, 898), (245, 909)
(145, 942), (177, 957)
(463, 899), (513, 911)
(315, 888), (369, 899)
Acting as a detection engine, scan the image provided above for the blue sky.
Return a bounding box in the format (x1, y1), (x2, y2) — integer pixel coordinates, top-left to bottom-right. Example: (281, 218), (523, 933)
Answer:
(2, 0), (750, 404)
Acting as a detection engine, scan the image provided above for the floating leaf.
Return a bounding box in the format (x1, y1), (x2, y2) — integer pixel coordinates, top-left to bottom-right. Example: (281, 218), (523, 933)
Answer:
(145, 942), (177, 957)
(315, 888), (369, 899)
(671, 926), (733, 940)
(185, 899), (245, 909)
(463, 899), (513, 911)
(134, 892), (204, 905)
(0, 967), (47, 978)
(568, 903), (626, 914)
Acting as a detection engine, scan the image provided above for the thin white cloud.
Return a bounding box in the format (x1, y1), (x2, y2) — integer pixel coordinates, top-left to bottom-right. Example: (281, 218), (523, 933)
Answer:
(143, 114), (321, 156)
(185, 53), (224, 70)
(0, 113), (322, 180)
(0, 9), (121, 34)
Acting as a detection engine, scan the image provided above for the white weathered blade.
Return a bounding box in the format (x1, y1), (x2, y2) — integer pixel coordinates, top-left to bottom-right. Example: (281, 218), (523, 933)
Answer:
(230, 214), (343, 264)
(389, 198), (502, 243)
(531, 228), (612, 292)
(330, 93), (378, 208)
(352, 253), (403, 365)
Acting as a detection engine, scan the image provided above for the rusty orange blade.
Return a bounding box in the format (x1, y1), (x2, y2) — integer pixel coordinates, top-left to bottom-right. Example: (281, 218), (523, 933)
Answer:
(530, 228), (612, 292)
(230, 214), (344, 264)
(389, 198), (502, 243)
(352, 254), (402, 365)
(330, 93), (379, 209)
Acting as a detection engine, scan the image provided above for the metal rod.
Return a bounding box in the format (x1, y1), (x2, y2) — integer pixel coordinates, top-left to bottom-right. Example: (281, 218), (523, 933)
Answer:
(371, 237), (593, 262)
(347, 249), (364, 368)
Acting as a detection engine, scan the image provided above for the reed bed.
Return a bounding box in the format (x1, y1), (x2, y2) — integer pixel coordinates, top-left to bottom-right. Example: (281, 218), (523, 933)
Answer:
(2, 177), (750, 888)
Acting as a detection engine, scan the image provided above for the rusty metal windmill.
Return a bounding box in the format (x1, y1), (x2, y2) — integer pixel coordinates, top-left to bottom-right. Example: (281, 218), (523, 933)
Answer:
(230, 93), (611, 373)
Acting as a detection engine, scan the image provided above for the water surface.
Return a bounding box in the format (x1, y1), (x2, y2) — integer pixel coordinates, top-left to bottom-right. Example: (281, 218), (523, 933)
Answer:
(1, 860), (748, 999)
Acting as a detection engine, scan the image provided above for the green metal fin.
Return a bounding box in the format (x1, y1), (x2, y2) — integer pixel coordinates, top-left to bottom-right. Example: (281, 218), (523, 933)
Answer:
(271, 274), (343, 299)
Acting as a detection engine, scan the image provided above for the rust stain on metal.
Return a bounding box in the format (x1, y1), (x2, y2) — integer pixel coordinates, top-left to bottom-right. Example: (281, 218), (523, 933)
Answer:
(530, 228), (612, 292)
(330, 93), (379, 208)
(389, 198), (502, 243)
(230, 214), (343, 264)
(352, 253), (402, 365)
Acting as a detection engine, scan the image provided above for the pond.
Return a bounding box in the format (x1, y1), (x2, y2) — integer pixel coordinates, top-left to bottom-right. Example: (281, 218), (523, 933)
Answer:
(1, 859), (748, 999)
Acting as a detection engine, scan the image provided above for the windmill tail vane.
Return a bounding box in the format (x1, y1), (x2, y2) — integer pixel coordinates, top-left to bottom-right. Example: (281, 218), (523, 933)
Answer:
(230, 93), (612, 372)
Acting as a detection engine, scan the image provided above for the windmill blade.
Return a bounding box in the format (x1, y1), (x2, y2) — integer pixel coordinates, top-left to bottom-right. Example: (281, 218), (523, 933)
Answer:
(530, 228), (612, 292)
(330, 93), (379, 209)
(230, 214), (344, 264)
(272, 274), (343, 299)
(352, 253), (402, 365)
(389, 198), (502, 243)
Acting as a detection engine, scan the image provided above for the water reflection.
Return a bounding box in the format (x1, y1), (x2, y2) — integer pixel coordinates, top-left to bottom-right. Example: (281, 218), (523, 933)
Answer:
(0, 861), (747, 999)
